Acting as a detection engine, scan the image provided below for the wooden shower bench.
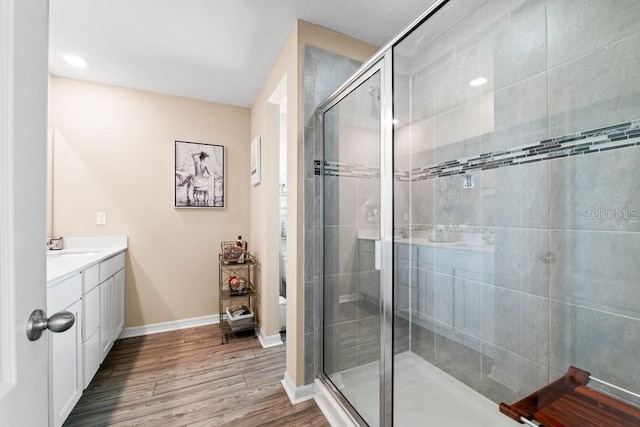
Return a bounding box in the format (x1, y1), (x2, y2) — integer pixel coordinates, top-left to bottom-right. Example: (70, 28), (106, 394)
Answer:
(499, 366), (640, 426)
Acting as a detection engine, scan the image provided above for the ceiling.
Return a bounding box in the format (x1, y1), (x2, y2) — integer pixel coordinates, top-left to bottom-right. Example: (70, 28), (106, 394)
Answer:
(49, 0), (432, 108)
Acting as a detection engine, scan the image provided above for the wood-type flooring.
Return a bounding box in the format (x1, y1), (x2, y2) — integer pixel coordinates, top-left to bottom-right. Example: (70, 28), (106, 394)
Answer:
(64, 325), (328, 427)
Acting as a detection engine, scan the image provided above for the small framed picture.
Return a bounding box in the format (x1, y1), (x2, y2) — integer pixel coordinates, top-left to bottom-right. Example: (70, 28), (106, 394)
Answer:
(174, 141), (224, 208)
(251, 137), (261, 186)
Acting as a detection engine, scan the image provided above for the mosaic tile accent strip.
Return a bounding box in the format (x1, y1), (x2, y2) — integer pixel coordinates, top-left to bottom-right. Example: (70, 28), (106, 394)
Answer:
(322, 161), (380, 179)
(412, 120), (640, 181)
(315, 120), (640, 180)
(315, 160), (411, 181)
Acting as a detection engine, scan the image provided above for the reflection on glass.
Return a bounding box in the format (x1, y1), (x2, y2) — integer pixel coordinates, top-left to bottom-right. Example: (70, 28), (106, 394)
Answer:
(393, 0), (640, 425)
(323, 71), (381, 427)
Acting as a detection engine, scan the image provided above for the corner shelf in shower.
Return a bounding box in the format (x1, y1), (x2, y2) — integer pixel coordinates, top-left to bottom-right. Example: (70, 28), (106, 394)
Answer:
(499, 366), (640, 426)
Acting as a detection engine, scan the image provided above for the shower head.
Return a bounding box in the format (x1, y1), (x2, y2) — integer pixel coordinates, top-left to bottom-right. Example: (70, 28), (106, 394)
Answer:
(368, 86), (380, 100)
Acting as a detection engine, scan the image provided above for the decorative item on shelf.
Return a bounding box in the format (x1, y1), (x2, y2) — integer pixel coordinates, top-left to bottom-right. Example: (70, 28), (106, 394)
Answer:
(221, 237), (248, 264)
(228, 275), (248, 296)
(226, 304), (254, 332)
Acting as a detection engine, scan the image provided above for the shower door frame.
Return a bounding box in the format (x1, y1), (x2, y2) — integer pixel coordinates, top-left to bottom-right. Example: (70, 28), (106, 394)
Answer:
(318, 51), (394, 426)
(317, 1), (451, 425)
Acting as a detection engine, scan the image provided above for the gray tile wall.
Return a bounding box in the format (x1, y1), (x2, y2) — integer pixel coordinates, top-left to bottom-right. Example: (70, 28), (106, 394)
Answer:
(309, 0), (640, 409)
(394, 0), (640, 407)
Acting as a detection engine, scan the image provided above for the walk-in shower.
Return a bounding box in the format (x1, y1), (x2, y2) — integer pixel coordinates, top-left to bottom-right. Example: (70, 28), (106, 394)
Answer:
(318, 0), (640, 425)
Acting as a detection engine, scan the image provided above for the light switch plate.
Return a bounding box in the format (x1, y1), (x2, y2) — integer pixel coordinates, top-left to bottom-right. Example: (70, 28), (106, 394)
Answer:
(96, 212), (107, 225)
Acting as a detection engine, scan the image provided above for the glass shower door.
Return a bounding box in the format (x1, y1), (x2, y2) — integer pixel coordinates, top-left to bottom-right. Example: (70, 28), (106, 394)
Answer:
(322, 69), (383, 426)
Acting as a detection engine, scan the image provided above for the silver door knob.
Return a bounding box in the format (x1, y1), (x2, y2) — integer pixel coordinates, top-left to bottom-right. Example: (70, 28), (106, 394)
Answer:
(26, 309), (75, 341)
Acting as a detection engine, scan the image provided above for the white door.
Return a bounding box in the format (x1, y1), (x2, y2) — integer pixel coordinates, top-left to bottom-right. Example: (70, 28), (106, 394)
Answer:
(0, 0), (50, 425)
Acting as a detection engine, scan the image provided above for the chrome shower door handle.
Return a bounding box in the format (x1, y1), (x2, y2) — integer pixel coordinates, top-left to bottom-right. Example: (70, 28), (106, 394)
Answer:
(375, 240), (382, 270)
(26, 309), (75, 341)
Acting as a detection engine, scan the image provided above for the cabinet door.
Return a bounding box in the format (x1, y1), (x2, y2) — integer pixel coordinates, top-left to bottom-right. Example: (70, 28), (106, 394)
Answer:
(112, 268), (125, 340)
(49, 299), (83, 427)
(83, 285), (100, 341)
(82, 285), (101, 388)
(100, 276), (114, 362)
(83, 328), (100, 389)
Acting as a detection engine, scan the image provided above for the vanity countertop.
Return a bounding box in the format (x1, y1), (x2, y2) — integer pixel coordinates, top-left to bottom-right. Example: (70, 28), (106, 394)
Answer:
(47, 236), (128, 287)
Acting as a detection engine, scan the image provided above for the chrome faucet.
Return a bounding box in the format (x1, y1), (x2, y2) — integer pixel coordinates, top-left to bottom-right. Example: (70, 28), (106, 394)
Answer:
(46, 236), (63, 250)
(394, 227), (408, 238)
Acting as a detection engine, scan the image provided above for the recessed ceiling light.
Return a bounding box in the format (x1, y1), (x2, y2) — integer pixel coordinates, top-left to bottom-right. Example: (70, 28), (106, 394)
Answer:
(62, 53), (88, 69)
(469, 77), (488, 87)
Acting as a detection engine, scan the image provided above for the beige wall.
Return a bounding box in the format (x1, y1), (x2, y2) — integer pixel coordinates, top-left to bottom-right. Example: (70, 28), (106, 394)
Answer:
(250, 24), (298, 376)
(250, 20), (377, 387)
(49, 76), (251, 327)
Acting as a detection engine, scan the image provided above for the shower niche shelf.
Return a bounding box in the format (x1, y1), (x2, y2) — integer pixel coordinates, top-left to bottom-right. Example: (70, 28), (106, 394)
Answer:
(499, 366), (640, 427)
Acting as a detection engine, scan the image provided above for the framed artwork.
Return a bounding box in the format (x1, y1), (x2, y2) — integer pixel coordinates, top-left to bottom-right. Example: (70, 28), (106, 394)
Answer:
(251, 136), (261, 186)
(175, 141), (224, 208)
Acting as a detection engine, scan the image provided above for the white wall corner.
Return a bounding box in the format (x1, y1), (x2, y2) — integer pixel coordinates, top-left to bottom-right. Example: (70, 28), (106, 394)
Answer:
(313, 379), (360, 427)
(119, 314), (219, 339)
(257, 324), (284, 348)
(281, 371), (314, 405)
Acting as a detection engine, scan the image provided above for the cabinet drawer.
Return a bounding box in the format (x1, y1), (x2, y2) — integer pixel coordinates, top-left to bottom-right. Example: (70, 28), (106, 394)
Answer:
(83, 264), (100, 294)
(83, 285), (100, 341)
(48, 273), (82, 314)
(100, 252), (125, 282)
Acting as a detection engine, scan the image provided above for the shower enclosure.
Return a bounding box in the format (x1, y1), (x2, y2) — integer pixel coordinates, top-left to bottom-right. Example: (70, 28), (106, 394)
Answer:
(319, 0), (640, 425)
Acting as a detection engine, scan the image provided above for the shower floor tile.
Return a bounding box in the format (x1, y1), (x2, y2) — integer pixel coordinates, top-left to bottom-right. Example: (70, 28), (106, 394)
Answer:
(335, 351), (519, 426)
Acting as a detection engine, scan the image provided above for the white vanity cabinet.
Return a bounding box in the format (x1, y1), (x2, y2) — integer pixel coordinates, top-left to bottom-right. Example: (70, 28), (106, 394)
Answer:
(80, 251), (126, 389)
(112, 268), (125, 340)
(48, 273), (83, 427)
(46, 237), (128, 426)
(82, 264), (101, 388)
(99, 252), (125, 362)
(99, 275), (113, 361)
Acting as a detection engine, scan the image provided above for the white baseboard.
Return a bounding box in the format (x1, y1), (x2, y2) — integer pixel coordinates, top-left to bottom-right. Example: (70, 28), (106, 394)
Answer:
(314, 379), (359, 427)
(119, 314), (219, 339)
(281, 371), (314, 405)
(257, 325), (284, 348)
